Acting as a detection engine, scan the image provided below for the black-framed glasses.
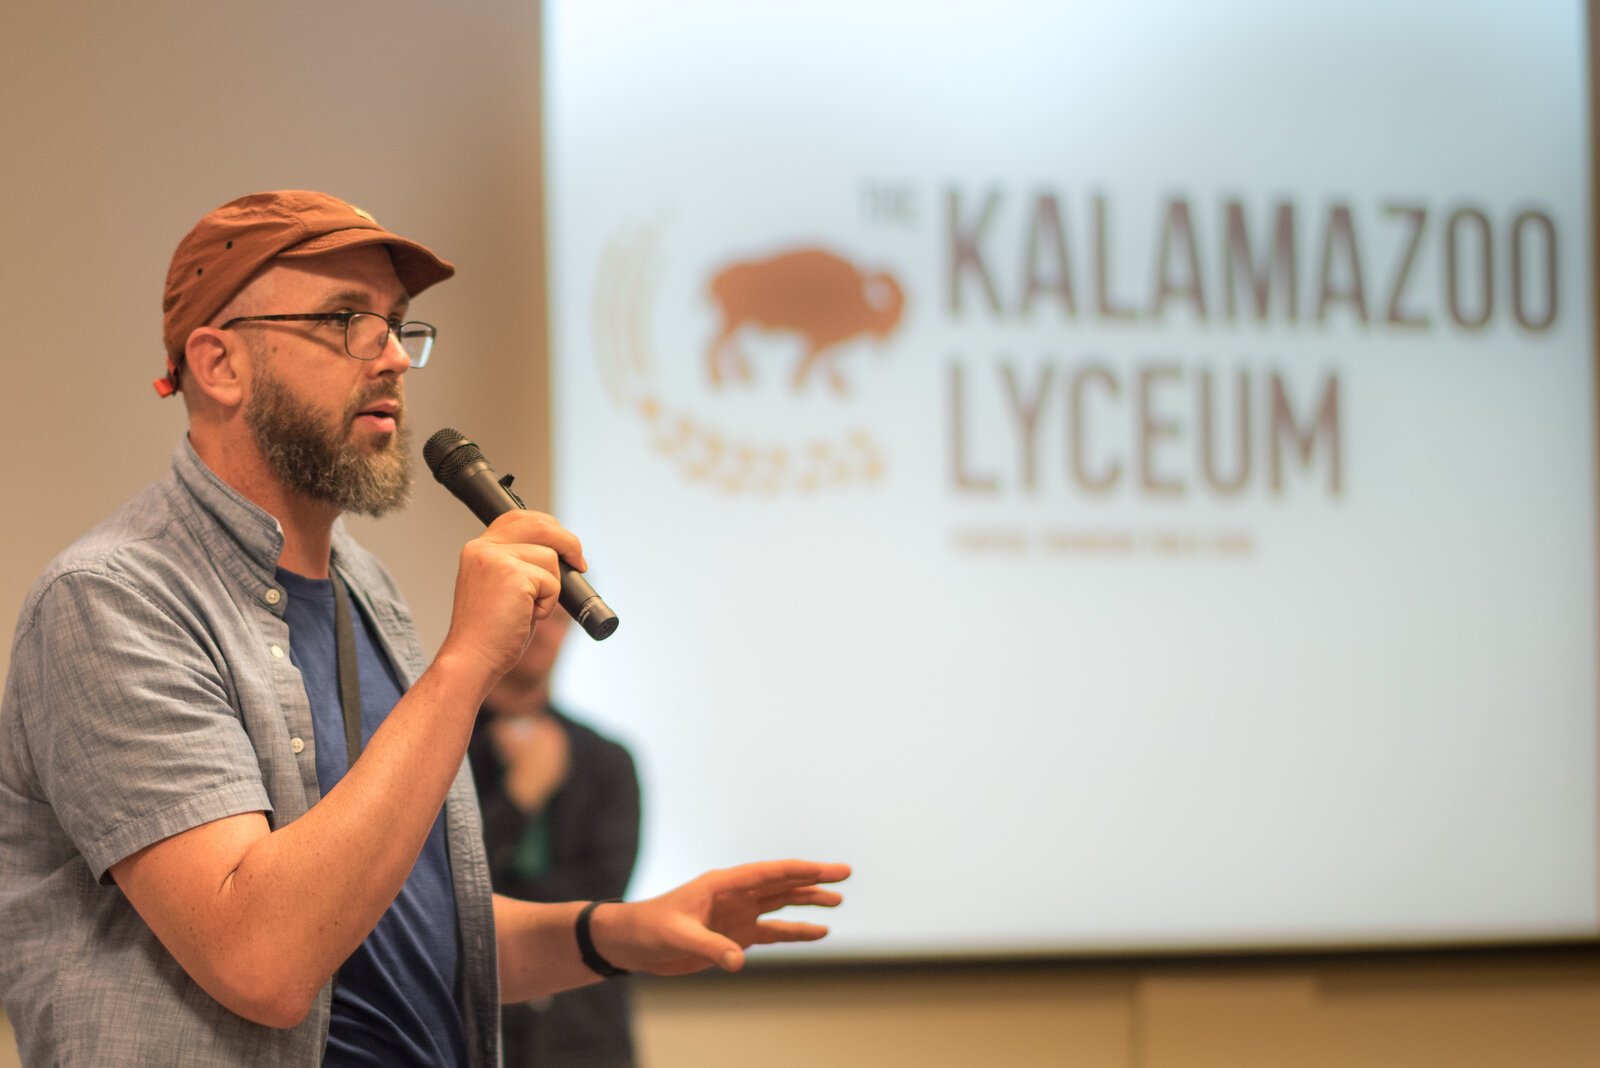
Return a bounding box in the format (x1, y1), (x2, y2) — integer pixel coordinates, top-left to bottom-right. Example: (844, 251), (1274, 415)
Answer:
(219, 311), (436, 367)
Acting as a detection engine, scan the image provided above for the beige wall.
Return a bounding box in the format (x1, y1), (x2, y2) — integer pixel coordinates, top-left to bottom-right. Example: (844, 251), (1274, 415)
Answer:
(2, 4), (1599, 1067)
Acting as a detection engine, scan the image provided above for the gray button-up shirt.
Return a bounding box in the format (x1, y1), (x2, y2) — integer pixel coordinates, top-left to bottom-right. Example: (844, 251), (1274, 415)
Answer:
(0, 439), (500, 1067)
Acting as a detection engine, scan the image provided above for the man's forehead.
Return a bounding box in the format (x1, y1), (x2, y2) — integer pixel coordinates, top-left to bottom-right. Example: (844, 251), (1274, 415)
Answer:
(264, 245), (411, 303)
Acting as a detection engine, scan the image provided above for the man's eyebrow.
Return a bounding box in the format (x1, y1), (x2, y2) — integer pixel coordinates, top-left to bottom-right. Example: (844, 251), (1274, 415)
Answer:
(318, 289), (410, 315)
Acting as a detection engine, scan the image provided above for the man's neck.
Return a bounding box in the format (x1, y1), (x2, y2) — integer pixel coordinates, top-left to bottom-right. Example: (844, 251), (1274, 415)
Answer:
(272, 502), (339, 579)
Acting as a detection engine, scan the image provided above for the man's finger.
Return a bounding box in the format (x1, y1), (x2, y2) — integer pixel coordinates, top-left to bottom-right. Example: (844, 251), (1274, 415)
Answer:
(482, 510), (587, 571)
(664, 919), (744, 972)
(700, 860), (850, 897)
(745, 920), (831, 945)
(752, 887), (844, 911)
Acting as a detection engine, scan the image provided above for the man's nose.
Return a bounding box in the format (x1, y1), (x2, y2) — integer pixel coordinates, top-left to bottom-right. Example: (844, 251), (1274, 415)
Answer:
(372, 325), (412, 375)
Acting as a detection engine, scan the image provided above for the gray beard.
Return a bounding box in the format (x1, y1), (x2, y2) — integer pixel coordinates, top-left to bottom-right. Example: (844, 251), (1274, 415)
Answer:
(244, 368), (412, 518)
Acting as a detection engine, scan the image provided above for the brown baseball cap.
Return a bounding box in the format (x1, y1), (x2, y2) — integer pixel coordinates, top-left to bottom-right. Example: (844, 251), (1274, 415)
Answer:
(156, 190), (456, 397)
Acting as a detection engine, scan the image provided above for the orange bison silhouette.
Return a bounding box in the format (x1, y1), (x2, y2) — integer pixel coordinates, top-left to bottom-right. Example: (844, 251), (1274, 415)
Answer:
(707, 247), (905, 394)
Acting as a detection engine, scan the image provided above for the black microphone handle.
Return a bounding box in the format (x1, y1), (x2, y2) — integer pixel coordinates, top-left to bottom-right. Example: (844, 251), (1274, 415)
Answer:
(436, 447), (619, 641)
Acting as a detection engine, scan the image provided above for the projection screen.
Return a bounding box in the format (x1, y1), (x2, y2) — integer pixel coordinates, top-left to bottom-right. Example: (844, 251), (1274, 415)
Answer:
(542, 0), (1597, 958)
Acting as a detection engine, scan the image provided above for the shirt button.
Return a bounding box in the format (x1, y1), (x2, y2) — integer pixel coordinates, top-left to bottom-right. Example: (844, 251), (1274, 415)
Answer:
(270, 645), (285, 659)
(263, 588), (282, 606)
(291, 737), (305, 754)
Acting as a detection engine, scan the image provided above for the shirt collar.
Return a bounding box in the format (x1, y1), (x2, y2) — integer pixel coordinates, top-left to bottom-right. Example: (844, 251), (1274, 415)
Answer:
(170, 435), (289, 606)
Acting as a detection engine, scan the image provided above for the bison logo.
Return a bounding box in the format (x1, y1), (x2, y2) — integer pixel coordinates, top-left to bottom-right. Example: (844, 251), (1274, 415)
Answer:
(707, 247), (905, 394)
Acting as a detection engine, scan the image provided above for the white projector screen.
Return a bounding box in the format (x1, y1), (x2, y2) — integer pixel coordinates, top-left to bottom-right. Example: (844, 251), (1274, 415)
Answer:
(543, 0), (1598, 958)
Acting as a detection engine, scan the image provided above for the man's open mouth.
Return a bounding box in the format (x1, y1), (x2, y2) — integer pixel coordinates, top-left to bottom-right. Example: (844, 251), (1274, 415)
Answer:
(352, 400), (401, 433)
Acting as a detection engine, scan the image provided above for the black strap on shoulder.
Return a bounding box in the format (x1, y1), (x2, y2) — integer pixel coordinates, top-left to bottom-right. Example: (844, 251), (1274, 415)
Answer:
(330, 576), (364, 769)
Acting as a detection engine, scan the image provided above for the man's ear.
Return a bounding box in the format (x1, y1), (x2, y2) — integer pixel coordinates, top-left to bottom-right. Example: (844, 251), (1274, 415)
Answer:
(182, 327), (248, 408)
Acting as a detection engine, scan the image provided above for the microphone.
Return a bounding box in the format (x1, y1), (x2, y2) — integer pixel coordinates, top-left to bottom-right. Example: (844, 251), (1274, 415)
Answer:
(424, 427), (619, 641)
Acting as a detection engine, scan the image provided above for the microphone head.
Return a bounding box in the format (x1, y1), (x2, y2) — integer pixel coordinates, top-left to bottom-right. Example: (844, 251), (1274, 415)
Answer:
(424, 428), (481, 486)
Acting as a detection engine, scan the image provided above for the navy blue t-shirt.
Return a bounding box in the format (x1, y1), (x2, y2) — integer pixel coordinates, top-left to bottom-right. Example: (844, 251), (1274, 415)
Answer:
(277, 569), (467, 1068)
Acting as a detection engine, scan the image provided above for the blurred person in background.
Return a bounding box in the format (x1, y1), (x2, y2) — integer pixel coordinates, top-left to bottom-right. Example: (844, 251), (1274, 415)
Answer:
(470, 606), (641, 1068)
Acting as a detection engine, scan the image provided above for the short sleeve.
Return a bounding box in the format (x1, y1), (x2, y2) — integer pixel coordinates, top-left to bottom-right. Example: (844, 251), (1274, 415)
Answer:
(15, 568), (272, 880)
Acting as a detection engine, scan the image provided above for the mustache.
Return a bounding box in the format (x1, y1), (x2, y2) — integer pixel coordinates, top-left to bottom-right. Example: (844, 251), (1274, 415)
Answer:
(345, 382), (405, 425)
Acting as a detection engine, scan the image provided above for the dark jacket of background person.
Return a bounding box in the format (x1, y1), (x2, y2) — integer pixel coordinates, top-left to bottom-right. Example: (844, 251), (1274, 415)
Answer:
(469, 706), (642, 1068)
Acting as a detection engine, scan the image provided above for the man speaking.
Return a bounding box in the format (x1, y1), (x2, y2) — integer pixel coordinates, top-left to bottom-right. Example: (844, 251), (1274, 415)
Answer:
(0, 190), (848, 1067)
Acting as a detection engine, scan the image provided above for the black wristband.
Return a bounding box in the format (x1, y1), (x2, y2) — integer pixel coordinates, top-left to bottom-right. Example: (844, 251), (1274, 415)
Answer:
(576, 899), (630, 978)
